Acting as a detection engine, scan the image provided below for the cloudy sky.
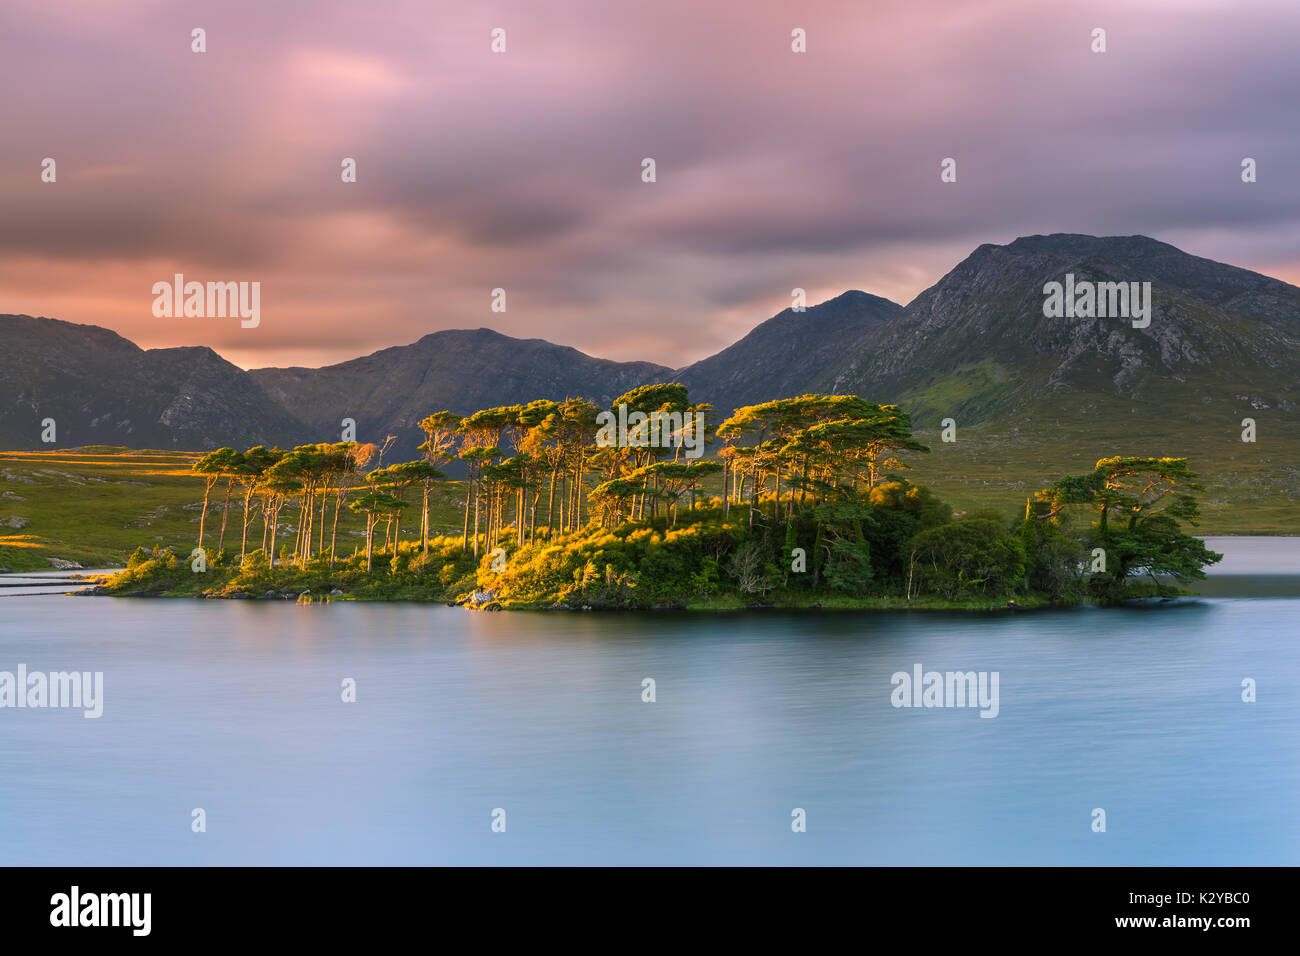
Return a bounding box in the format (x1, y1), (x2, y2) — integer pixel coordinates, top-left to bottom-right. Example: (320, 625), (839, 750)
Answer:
(2, 0), (1298, 370)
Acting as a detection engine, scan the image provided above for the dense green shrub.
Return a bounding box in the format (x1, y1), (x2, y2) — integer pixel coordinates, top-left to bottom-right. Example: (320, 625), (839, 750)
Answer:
(909, 517), (1026, 599)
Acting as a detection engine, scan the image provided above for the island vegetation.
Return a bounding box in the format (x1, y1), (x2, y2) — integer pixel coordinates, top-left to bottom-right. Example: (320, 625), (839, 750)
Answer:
(97, 384), (1222, 609)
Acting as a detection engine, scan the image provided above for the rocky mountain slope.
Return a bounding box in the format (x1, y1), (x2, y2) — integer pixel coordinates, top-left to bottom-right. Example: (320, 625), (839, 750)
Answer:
(823, 234), (1300, 428)
(673, 290), (902, 414)
(0, 314), (309, 450)
(251, 328), (672, 457)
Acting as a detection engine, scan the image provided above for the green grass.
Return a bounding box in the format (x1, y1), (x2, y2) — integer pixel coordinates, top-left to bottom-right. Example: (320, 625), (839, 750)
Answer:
(901, 418), (1300, 535)
(0, 447), (466, 573)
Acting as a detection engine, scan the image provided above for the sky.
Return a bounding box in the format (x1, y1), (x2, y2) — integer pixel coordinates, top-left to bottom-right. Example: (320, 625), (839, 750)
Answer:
(2, 0), (1298, 370)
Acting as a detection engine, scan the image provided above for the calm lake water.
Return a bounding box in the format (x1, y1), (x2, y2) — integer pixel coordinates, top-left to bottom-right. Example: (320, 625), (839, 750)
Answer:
(1, 537), (1296, 865)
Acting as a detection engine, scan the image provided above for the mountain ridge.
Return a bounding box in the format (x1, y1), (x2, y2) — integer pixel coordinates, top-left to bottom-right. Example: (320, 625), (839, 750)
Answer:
(823, 233), (1300, 427)
(249, 327), (674, 457)
(3, 234), (1298, 456)
(0, 313), (311, 451)
(672, 289), (904, 414)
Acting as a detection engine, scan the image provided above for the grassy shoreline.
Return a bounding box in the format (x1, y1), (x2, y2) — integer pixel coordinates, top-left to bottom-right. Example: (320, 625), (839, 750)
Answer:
(86, 558), (1145, 612)
(87, 586), (1061, 612)
(84, 583), (1201, 612)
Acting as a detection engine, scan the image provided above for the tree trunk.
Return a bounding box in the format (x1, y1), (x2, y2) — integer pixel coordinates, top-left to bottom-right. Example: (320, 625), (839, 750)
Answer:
(330, 495), (342, 569)
(472, 479), (481, 557)
(462, 474), (472, 554)
(239, 485), (255, 560)
(198, 477), (215, 545)
(217, 478), (234, 554)
(261, 498), (270, 555)
(574, 464), (583, 529)
(318, 489), (328, 556)
(558, 475), (566, 534)
(546, 466), (558, 538)
(422, 482), (431, 551)
(298, 497), (309, 568)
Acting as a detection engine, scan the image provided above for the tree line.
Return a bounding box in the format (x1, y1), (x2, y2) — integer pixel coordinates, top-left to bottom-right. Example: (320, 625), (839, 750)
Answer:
(186, 383), (1219, 604)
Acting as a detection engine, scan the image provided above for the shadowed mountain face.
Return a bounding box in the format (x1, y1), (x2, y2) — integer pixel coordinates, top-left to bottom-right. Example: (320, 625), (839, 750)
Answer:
(2, 236), (1297, 458)
(823, 234), (1300, 427)
(0, 314), (310, 450)
(250, 328), (673, 458)
(673, 290), (903, 415)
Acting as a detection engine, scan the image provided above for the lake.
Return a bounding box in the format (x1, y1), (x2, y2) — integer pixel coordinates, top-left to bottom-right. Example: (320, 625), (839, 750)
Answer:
(1, 536), (1296, 865)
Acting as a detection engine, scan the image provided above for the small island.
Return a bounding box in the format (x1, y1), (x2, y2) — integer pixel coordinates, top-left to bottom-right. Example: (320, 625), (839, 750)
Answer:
(94, 385), (1223, 610)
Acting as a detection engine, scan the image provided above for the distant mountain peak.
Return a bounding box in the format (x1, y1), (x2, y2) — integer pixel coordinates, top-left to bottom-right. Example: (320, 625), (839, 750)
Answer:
(5, 235), (1296, 455)
(673, 289), (904, 412)
(827, 233), (1300, 424)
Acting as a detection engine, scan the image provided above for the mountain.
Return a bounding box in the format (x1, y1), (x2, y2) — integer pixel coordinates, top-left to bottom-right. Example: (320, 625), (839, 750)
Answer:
(250, 328), (672, 458)
(0, 314), (310, 450)
(822, 234), (1300, 428)
(673, 290), (903, 414)
(4, 235), (1297, 467)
